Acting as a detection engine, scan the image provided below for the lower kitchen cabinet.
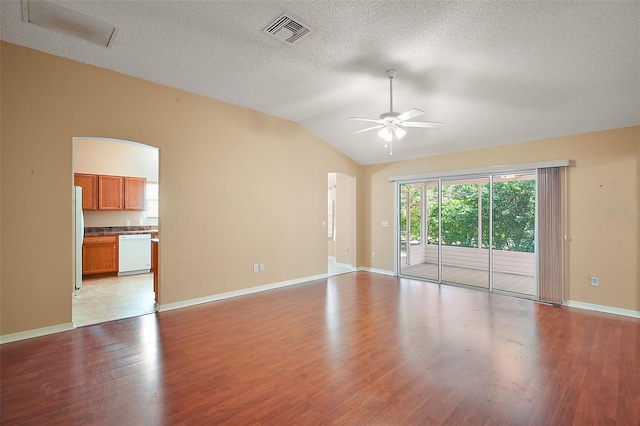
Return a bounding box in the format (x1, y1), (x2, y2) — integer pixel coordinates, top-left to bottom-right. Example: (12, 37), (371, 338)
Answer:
(83, 236), (118, 275)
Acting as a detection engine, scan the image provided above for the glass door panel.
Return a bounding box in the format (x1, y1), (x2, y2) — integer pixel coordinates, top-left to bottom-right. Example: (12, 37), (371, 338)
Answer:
(399, 182), (439, 281)
(492, 174), (536, 295)
(440, 178), (489, 288)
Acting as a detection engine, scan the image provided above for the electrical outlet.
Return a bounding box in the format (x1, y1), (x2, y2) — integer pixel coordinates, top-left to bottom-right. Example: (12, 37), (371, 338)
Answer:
(344, 247), (349, 254)
(259, 263), (264, 271)
(372, 251), (376, 258)
(125, 219), (131, 226)
(253, 264), (259, 272)
(138, 219), (144, 225)
(590, 275), (599, 286)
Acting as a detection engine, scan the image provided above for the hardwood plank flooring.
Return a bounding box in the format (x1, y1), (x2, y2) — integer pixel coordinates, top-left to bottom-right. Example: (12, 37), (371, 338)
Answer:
(1, 272), (639, 424)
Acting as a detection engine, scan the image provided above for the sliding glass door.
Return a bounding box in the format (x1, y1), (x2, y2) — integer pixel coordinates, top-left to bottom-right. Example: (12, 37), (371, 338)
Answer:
(398, 172), (537, 298)
(491, 174), (536, 296)
(399, 182), (439, 281)
(440, 178), (490, 288)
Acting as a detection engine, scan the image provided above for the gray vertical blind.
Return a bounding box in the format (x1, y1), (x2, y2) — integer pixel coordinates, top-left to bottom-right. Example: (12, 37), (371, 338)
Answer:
(537, 167), (564, 304)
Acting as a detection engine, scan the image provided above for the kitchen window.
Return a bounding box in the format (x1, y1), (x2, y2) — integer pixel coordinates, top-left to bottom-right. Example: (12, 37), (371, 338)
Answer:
(147, 182), (159, 218)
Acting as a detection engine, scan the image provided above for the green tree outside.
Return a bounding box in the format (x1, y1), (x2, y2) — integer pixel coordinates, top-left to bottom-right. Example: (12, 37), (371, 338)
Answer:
(403, 178), (535, 253)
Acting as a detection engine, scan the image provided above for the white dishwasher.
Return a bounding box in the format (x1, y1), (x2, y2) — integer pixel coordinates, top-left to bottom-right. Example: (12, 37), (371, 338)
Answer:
(118, 234), (151, 276)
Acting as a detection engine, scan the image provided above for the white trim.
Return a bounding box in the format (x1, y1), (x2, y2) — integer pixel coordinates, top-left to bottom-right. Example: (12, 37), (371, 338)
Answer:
(389, 160), (570, 182)
(335, 262), (354, 269)
(564, 300), (640, 319)
(358, 267), (396, 276)
(393, 181), (399, 276)
(73, 136), (159, 151)
(157, 274), (328, 312)
(0, 322), (75, 344)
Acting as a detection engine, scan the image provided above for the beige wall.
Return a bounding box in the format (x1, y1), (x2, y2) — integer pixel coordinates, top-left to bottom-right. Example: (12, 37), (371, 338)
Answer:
(0, 42), (361, 335)
(363, 126), (640, 311)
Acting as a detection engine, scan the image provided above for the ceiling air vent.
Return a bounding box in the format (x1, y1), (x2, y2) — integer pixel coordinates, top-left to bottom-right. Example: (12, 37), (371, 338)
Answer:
(263, 14), (313, 45)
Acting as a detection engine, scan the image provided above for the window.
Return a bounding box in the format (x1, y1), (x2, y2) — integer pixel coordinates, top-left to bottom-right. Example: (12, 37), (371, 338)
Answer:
(147, 182), (159, 218)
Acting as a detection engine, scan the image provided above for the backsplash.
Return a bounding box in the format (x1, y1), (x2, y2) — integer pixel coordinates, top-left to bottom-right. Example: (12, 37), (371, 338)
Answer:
(84, 226), (158, 237)
(83, 210), (158, 228)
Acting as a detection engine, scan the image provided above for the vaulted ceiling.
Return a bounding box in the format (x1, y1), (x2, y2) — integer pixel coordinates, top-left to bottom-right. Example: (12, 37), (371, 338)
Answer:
(1, 1), (638, 165)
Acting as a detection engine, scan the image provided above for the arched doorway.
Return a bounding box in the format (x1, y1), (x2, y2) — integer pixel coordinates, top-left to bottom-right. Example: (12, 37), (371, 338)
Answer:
(72, 137), (160, 326)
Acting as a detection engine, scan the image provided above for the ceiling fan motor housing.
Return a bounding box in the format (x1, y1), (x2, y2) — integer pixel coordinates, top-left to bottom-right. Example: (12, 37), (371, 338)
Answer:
(380, 111), (401, 122)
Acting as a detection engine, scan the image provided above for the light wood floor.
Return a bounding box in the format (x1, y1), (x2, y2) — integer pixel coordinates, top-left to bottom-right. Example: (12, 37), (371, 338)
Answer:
(73, 273), (155, 327)
(3, 272), (639, 424)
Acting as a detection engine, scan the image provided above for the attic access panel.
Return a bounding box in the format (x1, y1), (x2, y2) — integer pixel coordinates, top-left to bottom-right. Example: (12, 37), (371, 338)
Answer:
(21, 0), (117, 47)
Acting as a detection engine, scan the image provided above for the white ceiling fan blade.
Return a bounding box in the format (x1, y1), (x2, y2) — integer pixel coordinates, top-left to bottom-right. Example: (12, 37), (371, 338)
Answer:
(348, 117), (385, 124)
(350, 124), (385, 135)
(396, 108), (424, 122)
(399, 121), (446, 128)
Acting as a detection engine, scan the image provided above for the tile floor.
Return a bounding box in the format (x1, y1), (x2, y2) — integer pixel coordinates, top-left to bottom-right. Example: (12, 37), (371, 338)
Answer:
(72, 273), (156, 327)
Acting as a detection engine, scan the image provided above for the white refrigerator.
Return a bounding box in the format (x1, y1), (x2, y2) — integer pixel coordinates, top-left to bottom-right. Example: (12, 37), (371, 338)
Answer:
(73, 186), (84, 293)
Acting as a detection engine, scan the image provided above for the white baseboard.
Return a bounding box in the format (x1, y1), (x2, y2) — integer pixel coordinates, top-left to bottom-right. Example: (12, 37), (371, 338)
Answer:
(564, 300), (640, 319)
(335, 262), (354, 269)
(158, 273), (329, 312)
(358, 267), (396, 276)
(0, 322), (75, 344)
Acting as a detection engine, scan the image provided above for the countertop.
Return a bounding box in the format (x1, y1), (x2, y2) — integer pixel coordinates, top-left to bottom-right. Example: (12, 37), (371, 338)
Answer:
(84, 226), (158, 237)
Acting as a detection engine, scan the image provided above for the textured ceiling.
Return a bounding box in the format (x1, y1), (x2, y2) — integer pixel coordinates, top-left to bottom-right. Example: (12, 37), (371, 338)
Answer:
(1, 1), (639, 165)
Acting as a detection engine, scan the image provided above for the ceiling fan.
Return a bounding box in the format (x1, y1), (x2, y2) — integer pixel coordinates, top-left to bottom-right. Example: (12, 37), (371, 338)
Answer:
(349, 69), (445, 155)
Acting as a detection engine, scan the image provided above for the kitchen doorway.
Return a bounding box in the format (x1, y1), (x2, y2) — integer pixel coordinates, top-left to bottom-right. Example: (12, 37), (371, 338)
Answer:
(72, 137), (160, 327)
(327, 173), (357, 276)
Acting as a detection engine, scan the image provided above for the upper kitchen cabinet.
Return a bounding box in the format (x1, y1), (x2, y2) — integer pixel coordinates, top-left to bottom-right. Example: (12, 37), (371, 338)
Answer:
(124, 177), (146, 211)
(76, 173), (147, 211)
(98, 175), (124, 210)
(74, 173), (98, 210)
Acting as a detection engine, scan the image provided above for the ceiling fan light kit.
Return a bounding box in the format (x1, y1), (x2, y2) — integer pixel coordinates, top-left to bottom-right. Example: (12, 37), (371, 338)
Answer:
(349, 69), (445, 155)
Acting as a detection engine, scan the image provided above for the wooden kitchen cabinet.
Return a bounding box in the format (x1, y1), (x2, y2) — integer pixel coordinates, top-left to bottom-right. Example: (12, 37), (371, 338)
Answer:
(98, 175), (124, 210)
(82, 236), (118, 275)
(124, 177), (146, 211)
(76, 173), (147, 211)
(74, 173), (98, 210)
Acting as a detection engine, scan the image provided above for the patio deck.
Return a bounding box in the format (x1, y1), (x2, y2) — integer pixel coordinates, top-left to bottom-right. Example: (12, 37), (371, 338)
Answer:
(400, 262), (535, 296)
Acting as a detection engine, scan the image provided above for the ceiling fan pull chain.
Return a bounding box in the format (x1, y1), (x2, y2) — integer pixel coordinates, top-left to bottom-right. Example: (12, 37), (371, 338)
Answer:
(389, 138), (393, 155)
